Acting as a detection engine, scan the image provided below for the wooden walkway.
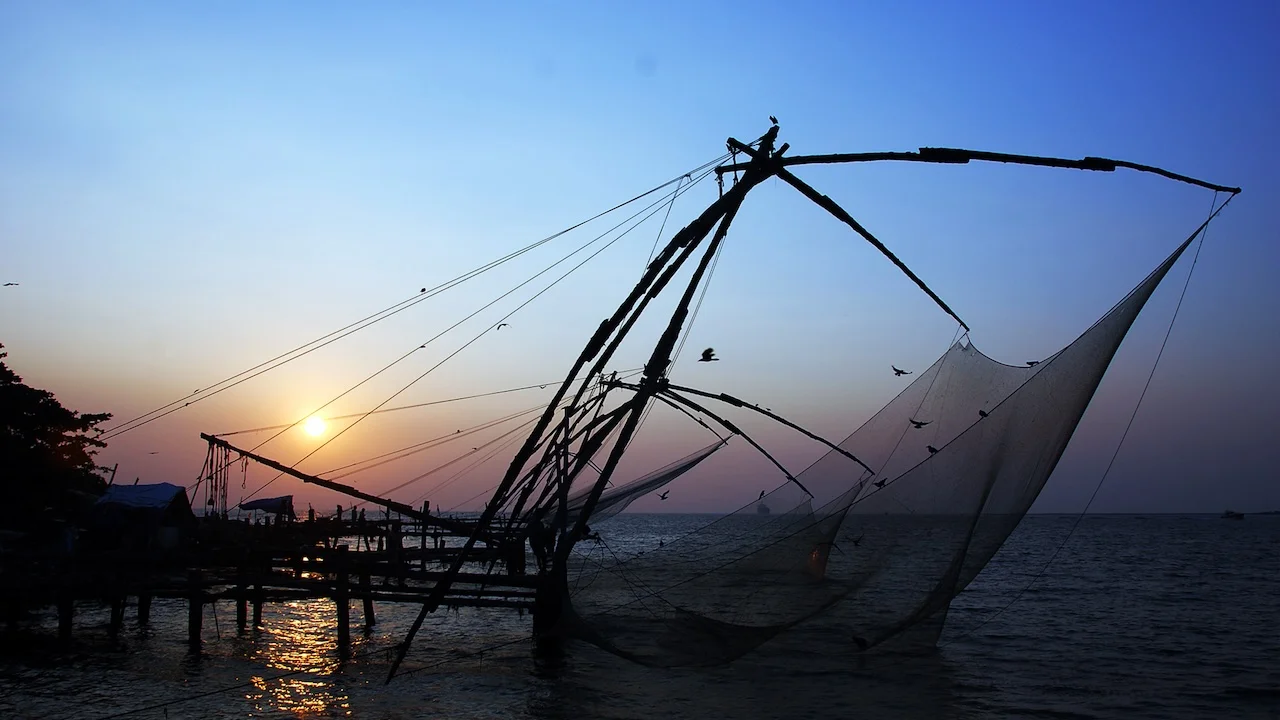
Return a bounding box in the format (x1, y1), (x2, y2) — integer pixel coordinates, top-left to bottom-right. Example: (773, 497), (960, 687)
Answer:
(0, 515), (535, 658)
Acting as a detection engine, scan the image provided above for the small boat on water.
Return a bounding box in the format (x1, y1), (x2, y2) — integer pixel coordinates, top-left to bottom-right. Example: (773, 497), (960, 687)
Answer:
(1221, 510), (1245, 520)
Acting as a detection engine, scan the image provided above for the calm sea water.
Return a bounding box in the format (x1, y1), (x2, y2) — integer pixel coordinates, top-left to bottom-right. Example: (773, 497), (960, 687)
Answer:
(1, 515), (1277, 719)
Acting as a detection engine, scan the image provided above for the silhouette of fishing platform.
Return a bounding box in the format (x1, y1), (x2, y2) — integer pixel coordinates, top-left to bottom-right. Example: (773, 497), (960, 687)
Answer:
(0, 503), (533, 659)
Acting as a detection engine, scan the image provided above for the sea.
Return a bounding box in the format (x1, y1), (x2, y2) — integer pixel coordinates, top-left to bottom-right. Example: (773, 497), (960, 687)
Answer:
(1, 514), (1277, 720)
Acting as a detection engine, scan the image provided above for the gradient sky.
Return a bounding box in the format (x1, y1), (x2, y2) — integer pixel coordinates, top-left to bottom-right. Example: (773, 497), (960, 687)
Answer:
(2, 2), (1276, 515)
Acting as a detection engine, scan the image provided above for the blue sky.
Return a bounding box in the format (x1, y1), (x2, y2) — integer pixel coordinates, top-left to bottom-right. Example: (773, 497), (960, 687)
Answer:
(1, 1), (1276, 513)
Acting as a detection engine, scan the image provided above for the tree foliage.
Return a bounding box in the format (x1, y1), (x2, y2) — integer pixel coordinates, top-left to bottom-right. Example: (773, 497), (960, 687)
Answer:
(0, 344), (112, 529)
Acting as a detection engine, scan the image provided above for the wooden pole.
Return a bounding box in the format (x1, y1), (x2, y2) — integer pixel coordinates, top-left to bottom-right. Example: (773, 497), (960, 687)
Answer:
(57, 596), (73, 643)
(235, 558), (248, 633)
(360, 571), (376, 629)
(108, 597), (125, 640)
(187, 571), (203, 651)
(335, 546), (350, 660)
(251, 554), (264, 629)
(137, 593), (152, 625)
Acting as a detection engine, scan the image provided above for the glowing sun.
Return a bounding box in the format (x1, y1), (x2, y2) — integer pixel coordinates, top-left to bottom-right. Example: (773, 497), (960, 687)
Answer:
(303, 416), (327, 437)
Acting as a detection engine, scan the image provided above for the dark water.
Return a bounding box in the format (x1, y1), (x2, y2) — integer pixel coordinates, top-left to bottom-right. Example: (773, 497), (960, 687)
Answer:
(2, 515), (1277, 719)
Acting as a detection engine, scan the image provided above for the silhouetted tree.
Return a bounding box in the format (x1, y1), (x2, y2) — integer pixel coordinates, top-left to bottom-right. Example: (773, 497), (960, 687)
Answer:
(0, 344), (111, 530)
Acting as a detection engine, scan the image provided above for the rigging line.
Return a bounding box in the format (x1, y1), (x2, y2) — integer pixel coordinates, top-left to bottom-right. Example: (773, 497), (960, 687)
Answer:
(236, 169), (706, 458)
(239, 176), (713, 502)
(942, 190), (1224, 646)
(211, 380), (575, 437)
(376, 410), (554, 498)
(646, 173), (687, 267)
(434, 427), (543, 511)
(324, 403), (548, 480)
(98, 152), (732, 442)
(247, 164), (713, 458)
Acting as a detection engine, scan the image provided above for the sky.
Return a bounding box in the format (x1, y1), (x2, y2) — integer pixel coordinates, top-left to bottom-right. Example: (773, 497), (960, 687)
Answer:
(1, 1), (1276, 515)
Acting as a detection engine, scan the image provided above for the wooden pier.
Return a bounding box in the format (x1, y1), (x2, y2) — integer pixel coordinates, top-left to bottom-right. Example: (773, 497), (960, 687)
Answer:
(0, 513), (533, 656)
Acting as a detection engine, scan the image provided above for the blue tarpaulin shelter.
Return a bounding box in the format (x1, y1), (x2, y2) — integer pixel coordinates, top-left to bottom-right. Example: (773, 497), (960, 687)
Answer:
(239, 495), (295, 519)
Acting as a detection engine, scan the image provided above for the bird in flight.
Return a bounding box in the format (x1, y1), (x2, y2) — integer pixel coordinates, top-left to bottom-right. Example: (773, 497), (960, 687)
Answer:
(658, 491), (670, 500)
(873, 479), (887, 489)
(909, 418), (931, 429)
(497, 323), (509, 330)
(927, 445), (939, 454)
(698, 348), (719, 362)
(1026, 360), (1040, 367)
(892, 365), (912, 376)
(2, 282), (17, 287)
(978, 410), (989, 418)
(147, 451), (160, 455)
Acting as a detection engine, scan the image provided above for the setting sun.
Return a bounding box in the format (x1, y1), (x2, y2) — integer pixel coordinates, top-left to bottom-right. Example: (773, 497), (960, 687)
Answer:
(303, 416), (326, 437)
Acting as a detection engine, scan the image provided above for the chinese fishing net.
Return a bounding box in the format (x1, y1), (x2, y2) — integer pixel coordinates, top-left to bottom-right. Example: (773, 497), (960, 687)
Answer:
(557, 229), (1199, 667)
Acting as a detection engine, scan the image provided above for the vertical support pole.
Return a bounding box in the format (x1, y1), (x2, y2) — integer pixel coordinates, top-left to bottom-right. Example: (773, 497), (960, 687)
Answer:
(235, 558), (247, 633)
(137, 593), (152, 625)
(389, 520), (403, 587)
(57, 596), (73, 643)
(108, 597), (125, 640)
(251, 553), (264, 629)
(187, 570), (203, 652)
(335, 546), (350, 660)
(360, 571), (376, 629)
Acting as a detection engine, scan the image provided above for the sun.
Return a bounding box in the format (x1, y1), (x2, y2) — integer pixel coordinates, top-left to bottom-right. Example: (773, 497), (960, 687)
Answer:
(303, 416), (327, 437)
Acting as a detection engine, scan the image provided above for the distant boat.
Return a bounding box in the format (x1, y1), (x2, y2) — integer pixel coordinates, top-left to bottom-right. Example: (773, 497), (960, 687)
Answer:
(1221, 510), (1245, 520)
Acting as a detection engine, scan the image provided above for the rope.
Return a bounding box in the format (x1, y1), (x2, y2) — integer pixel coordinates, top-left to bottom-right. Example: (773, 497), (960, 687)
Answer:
(940, 190), (1224, 646)
(240, 170), (718, 502)
(99, 153), (732, 442)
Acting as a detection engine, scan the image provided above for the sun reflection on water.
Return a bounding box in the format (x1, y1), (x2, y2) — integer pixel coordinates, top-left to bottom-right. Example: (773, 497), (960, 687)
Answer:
(245, 600), (352, 716)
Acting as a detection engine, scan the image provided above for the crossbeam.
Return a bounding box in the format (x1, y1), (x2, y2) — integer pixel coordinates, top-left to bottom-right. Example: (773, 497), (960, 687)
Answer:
(200, 434), (489, 540)
(714, 147), (1241, 194)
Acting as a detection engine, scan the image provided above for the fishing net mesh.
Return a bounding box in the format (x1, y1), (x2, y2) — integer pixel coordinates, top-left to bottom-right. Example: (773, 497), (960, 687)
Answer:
(561, 234), (1194, 667)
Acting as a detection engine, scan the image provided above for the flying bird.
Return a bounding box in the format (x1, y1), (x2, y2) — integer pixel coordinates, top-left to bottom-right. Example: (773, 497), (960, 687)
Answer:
(873, 479), (887, 489)
(769, 115), (778, 125)
(147, 451), (160, 455)
(927, 445), (939, 454)
(657, 491), (670, 501)
(978, 410), (989, 418)
(497, 323), (509, 330)
(698, 348), (719, 362)
(3, 282), (17, 286)
(892, 365), (912, 376)
(909, 418), (931, 429)
(1026, 360), (1040, 367)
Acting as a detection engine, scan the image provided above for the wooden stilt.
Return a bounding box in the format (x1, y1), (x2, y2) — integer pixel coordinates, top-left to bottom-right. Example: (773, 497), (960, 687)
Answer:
(108, 597), (125, 640)
(235, 560), (248, 633)
(360, 572), (376, 628)
(335, 546), (350, 660)
(187, 572), (203, 651)
(58, 597), (73, 643)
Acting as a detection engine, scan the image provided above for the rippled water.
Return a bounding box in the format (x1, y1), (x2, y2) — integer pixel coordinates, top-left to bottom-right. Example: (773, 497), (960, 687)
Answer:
(2, 515), (1277, 719)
